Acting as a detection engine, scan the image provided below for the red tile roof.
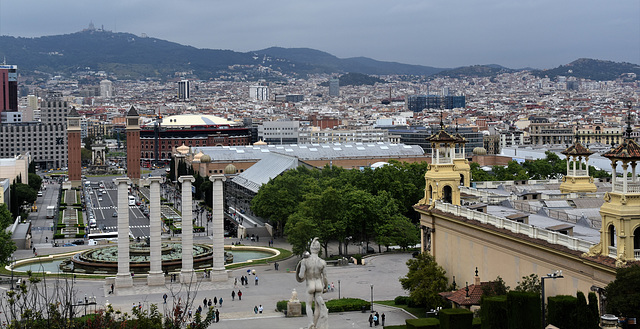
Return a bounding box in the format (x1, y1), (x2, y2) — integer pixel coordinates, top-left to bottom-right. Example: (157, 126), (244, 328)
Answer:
(603, 138), (640, 160)
(439, 281), (499, 306)
(426, 129), (463, 143)
(561, 142), (594, 156)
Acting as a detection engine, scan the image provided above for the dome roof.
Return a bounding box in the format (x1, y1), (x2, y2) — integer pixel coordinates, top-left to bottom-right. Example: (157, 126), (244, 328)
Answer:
(473, 147), (487, 155)
(193, 151), (204, 161)
(254, 139), (268, 146)
(224, 163), (237, 175)
(200, 154), (212, 163)
(176, 143), (190, 154)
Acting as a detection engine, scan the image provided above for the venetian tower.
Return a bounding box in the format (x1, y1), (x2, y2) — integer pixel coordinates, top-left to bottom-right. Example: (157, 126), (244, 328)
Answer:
(559, 132), (597, 193)
(587, 102), (640, 266)
(126, 106), (141, 185)
(419, 119), (469, 207)
(66, 107), (82, 188)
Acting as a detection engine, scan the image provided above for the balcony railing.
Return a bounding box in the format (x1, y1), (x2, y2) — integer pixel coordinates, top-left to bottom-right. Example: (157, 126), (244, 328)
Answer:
(612, 181), (640, 193)
(570, 169), (588, 176)
(635, 249), (640, 260)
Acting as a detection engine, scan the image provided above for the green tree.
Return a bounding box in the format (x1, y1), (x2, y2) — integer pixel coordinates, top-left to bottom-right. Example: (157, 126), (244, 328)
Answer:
(482, 276), (510, 297)
(470, 162), (496, 182)
(375, 215), (419, 251)
(0, 204), (17, 266)
(605, 263), (640, 318)
(28, 173), (42, 192)
(81, 148), (92, 164)
(400, 252), (448, 308)
(514, 274), (541, 295)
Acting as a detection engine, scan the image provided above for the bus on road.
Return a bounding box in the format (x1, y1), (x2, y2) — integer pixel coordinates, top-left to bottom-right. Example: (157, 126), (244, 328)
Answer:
(128, 195), (136, 206)
(46, 206), (56, 218)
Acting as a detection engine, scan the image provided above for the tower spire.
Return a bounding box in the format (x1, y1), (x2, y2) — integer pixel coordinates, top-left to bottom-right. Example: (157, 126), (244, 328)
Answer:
(626, 101), (633, 139)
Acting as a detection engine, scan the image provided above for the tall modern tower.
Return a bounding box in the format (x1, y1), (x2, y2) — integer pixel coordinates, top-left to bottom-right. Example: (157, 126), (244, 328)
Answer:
(67, 107), (82, 187)
(100, 80), (113, 97)
(0, 65), (18, 113)
(126, 106), (141, 185)
(178, 80), (190, 100)
(329, 78), (340, 97)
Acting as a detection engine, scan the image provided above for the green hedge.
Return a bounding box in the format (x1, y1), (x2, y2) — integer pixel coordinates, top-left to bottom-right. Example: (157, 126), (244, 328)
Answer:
(276, 298), (369, 314)
(395, 296), (411, 305)
(384, 326), (407, 329)
(53, 233), (64, 239)
(507, 291), (540, 329)
(472, 318), (481, 329)
(439, 308), (472, 329)
(326, 298), (370, 312)
(481, 295), (507, 329)
(406, 318), (440, 329)
(547, 295), (577, 329)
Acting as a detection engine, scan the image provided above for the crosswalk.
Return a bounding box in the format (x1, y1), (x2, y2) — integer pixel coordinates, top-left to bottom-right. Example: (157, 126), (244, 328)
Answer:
(103, 225), (150, 230)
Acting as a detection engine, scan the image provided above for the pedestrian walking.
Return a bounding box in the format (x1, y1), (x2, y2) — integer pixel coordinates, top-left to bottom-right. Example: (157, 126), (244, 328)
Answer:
(238, 290), (242, 300)
(214, 296), (217, 306)
(369, 314), (373, 327)
(219, 297), (223, 307)
(374, 312), (379, 326)
(110, 283), (114, 294)
(164, 293), (168, 304)
(215, 309), (220, 323)
(231, 291), (235, 301)
(188, 309), (192, 319)
(254, 305), (258, 314)
(208, 299), (212, 307)
(258, 305), (263, 314)
(203, 298), (207, 307)
(382, 313), (386, 326)
(255, 275), (258, 285)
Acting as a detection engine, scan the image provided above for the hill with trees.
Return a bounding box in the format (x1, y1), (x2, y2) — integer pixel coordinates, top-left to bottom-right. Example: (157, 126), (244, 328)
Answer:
(532, 58), (640, 81)
(318, 72), (388, 87)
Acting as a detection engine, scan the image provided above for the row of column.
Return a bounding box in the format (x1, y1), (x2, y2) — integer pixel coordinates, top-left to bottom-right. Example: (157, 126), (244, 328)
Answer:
(114, 174), (227, 289)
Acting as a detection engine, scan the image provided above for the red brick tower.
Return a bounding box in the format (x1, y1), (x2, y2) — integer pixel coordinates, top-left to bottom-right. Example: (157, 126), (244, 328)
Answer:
(126, 106), (141, 185)
(66, 107), (82, 187)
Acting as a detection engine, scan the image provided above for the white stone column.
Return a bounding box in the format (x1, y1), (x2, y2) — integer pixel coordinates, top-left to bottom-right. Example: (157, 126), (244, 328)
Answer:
(147, 177), (164, 285)
(179, 176), (196, 284)
(623, 163), (628, 194)
(210, 174), (228, 281)
(115, 177), (133, 289)
(585, 157), (590, 177)
(611, 161), (617, 191)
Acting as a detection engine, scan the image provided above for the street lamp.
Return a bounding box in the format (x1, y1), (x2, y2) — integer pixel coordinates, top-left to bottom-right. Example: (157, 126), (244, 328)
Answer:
(541, 270), (564, 328)
(370, 284), (374, 313)
(10, 255), (15, 290)
(338, 280), (341, 300)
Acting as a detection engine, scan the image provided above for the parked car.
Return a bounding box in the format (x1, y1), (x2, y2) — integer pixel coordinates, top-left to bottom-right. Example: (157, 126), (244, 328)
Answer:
(62, 243), (76, 247)
(72, 240), (84, 245)
(37, 191), (43, 197)
(112, 212), (118, 217)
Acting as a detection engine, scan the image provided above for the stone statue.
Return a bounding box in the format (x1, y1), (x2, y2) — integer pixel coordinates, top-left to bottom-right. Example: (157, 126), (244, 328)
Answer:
(290, 289), (299, 302)
(296, 237), (329, 329)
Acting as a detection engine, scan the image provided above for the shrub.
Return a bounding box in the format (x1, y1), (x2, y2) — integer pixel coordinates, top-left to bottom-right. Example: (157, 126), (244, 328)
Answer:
(353, 254), (363, 264)
(395, 296), (411, 305)
(326, 298), (369, 312)
(439, 308), (472, 329)
(472, 318), (481, 329)
(53, 233), (64, 239)
(481, 295), (507, 329)
(547, 295), (577, 329)
(384, 326), (407, 329)
(407, 297), (425, 308)
(507, 291), (540, 329)
(406, 318), (440, 329)
(275, 300), (306, 315)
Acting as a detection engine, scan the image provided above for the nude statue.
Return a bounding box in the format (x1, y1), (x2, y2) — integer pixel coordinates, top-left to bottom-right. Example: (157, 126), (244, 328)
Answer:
(296, 237), (329, 329)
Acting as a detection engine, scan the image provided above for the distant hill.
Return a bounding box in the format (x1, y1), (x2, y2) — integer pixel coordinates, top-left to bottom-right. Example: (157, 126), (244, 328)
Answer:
(432, 64), (518, 78)
(318, 72), (387, 87)
(532, 58), (640, 81)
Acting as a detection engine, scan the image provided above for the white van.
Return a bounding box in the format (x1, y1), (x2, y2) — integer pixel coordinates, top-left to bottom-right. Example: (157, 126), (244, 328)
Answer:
(89, 218), (97, 228)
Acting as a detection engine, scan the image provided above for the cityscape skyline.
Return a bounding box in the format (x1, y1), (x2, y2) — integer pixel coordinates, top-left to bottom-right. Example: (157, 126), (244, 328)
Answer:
(0, 0), (638, 70)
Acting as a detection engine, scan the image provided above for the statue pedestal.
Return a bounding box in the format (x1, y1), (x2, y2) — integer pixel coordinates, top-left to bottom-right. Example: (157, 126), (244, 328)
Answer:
(287, 301), (302, 317)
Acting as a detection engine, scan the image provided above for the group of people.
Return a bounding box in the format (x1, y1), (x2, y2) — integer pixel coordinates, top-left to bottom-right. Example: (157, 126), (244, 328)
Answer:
(238, 275), (252, 286)
(230, 290), (242, 300)
(368, 312), (385, 327)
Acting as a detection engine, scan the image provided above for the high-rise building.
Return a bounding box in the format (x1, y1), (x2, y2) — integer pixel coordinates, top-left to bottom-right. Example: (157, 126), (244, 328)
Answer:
(100, 80), (113, 97)
(329, 78), (340, 97)
(248, 85), (269, 101)
(178, 80), (190, 100)
(0, 65), (18, 113)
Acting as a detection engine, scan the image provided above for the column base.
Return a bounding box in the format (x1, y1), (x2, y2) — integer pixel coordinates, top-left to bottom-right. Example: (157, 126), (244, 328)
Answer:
(180, 270), (196, 285)
(115, 273), (133, 288)
(147, 271), (165, 286)
(210, 269), (230, 282)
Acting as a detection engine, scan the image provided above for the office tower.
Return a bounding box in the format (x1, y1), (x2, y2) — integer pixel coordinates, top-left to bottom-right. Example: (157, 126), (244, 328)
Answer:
(249, 85), (269, 101)
(100, 79), (113, 97)
(67, 107), (82, 187)
(0, 65), (18, 113)
(329, 78), (340, 97)
(178, 80), (190, 100)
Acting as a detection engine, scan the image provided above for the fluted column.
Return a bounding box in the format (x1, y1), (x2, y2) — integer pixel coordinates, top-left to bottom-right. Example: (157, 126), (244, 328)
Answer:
(179, 176), (195, 284)
(147, 177), (164, 285)
(115, 177), (133, 289)
(210, 174), (228, 281)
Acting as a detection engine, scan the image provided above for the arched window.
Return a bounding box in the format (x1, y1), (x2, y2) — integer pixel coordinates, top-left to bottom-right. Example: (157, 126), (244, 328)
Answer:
(443, 185), (453, 204)
(634, 226), (640, 252)
(428, 185), (433, 203)
(460, 174), (465, 186)
(609, 224), (616, 247)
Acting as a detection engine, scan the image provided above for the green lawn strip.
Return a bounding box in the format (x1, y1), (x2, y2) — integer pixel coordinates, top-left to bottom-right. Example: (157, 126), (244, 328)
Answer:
(375, 300), (425, 318)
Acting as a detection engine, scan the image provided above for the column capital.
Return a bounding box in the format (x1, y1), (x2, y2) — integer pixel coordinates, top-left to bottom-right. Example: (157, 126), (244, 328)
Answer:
(209, 174), (226, 183)
(147, 176), (163, 184)
(178, 175), (195, 183)
(114, 177), (131, 185)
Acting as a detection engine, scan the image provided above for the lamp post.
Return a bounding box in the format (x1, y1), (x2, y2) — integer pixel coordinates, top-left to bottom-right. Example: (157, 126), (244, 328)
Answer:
(541, 270), (564, 328)
(10, 255), (15, 290)
(338, 280), (341, 300)
(370, 284), (374, 313)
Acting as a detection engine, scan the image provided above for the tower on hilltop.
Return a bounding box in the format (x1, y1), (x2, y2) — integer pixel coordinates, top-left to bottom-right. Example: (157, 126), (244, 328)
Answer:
(126, 106), (141, 185)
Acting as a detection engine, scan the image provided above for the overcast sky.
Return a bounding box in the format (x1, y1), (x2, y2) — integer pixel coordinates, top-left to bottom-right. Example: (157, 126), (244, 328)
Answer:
(1, 0), (638, 69)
